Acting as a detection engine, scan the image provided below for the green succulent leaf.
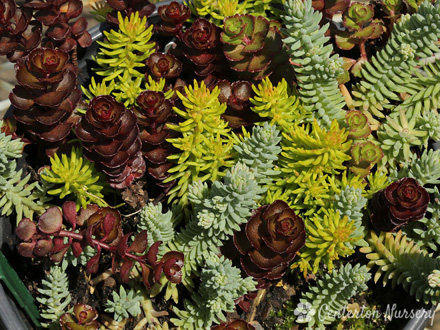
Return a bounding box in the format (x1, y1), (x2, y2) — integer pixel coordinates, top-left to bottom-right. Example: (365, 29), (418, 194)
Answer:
(343, 3), (375, 30)
(345, 110), (371, 139)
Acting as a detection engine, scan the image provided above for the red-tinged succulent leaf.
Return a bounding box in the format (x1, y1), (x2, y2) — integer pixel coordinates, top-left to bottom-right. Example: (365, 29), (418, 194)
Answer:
(335, 31), (356, 50)
(240, 255), (269, 278)
(77, 204), (99, 226)
(245, 207), (265, 250)
(46, 23), (70, 41)
(129, 230), (148, 254)
(33, 238), (53, 256)
(182, 18), (220, 50)
(71, 240), (84, 257)
(351, 56), (367, 77)
(248, 245), (284, 270)
(9, 85), (36, 110)
(86, 252), (100, 274)
(311, 0), (324, 10)
(343, 2), (375, 30)
(16, 218), (37, 241)
(119, 259), (133, 283)
(73, 303), (98, 325)
(18, 241), (36, 258)
(140, 263), (153, 288)
(158, 1), (190, 25)
(65, 0), (82, 20)
(147, 52), (182, 79)
(324, 0), (350, 15)
(71, 17), (87, 36)
(161, 251), (184, 283)
(50, 243), (71, 262)
(34, 71), (77, 107)
(211, 319), (256, 330)
(346, 110), (371, 139)
(38, 206), (63, 234)
(117, 233), (131, 256)
(351, 19), (385, 40)
(62, 201), (78, 228)
(101, 212), (117, 241)
(153, 261), (163, 283)
(146, 241), (161, 265)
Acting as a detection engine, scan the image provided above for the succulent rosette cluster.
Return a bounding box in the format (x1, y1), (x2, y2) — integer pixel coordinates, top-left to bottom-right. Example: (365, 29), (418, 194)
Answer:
(75, 95), (146, 189)
(156, 0), (191, 36)
(225, 200), (306, 285)
(370, 177), (429, 232)
(147, 52), (182, 80)
(60, 304), (99, 330)
(0, 0), (42, 61)
(211, 319), (256, 330)
(220, 14), (285, 81)
(106, 0), (155, 26)
(133, 91), (178, 190)
(10, 47), (80, 147)
(177, 17), (225, 79)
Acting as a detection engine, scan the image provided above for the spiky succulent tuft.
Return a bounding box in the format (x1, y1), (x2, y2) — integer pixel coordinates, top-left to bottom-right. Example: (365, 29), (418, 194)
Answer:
(165, 80), (236, 205)
(249, 78), (308, 131)
(360, 230), (440, 305)
(234, 122), (282, 190)
(138, 202), (178, 255)
(171, 255), (256, 329)
(334, 185), (367, 226)
(37, 264), (72, 328)
(104, 286), (143, 323)
(87, 11), (156, 107)
(40, 147), (109, 210)
(168, 162), (260, 281)
(0, 123), (23, 174)
(281, 0), (346, 128)
(294, 263), (371, 330)
(294, 209), (364, 275)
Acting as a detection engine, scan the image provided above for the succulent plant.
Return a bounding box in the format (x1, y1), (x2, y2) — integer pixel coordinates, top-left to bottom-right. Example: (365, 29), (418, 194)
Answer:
(60, 303), (99, 330)
(16, 202), (184, 288)
(370, 177), (429, 232)
(75, 95), (146, 189)
(335, 2), (385, 75)
(10, 47), (81, 146)
(250, 78), (309, 131)
(0, 0), (42, 62)
(349, 141), (384, 177)
(0, 120), (23, 174)
(104, 286), (143, 322)
(377, 109), (427, 168)
(294, 263), (371, 330)
(282, 0), (346, 128)
(40, 146), (109, 210)
(295, 208), (363, 275)
(147, 52), (182, 81)
(164, 80), (236, 204)
(37, 264), (71, 327)
(334, 185), (367, 227)
(416, 110), (440, 146)
(133, 90), (178, 192)
(177, 17), (225, 78)
(90, 11), (156, 107)
(172, 255), (256, 330)
(105, 0), (155, 26)
(279, 120), (352, 175)
(169, 162), (260, 283)
(156, 1), (191, 36)
(221, 14), (285, 80)
(361, 230), (440, 305)
(345, 110), (371, 139)
(224, 200), (306, 286)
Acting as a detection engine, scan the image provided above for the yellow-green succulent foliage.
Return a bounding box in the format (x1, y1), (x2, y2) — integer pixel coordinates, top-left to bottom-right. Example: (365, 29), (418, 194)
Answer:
(84, 11), (155, 107)
(293, 209), (364, 275)
(40, 147), (109, 210)
(360, 230), (440, 305)
(165, 80), (236, 205)
(250, 78), (309, 132)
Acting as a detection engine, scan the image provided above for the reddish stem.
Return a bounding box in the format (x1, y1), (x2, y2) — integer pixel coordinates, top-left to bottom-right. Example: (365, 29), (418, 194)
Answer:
(359, 41), (367, 60)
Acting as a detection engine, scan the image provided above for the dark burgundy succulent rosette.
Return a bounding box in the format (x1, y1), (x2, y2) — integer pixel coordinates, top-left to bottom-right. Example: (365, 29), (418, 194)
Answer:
(106, 0), (155, 26)
(10, 47), (81, 144)
(147, 52), (182, 80)
(156, 1), (190, 36)
(216, 80), (261, 128)
(177, 17), (226, 78)
(23, 0), (91, 52)
(75, 95), (146, 189)
(223, 200), (306, 287)
(134, 91), (178, 193)
(370, 177), (429, 232)
(0, 0), (42, 61)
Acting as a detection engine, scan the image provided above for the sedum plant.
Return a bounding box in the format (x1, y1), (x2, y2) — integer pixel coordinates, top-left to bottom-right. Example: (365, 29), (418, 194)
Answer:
(104, 286), (143, 322)
(360, 230), (440, 305)
(281, 0), (346, 128)
(171, 255), (256, 330)
(40, 147), (109, 210)
(294, 263), (371, 330)
(37, 264), (72, 328)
